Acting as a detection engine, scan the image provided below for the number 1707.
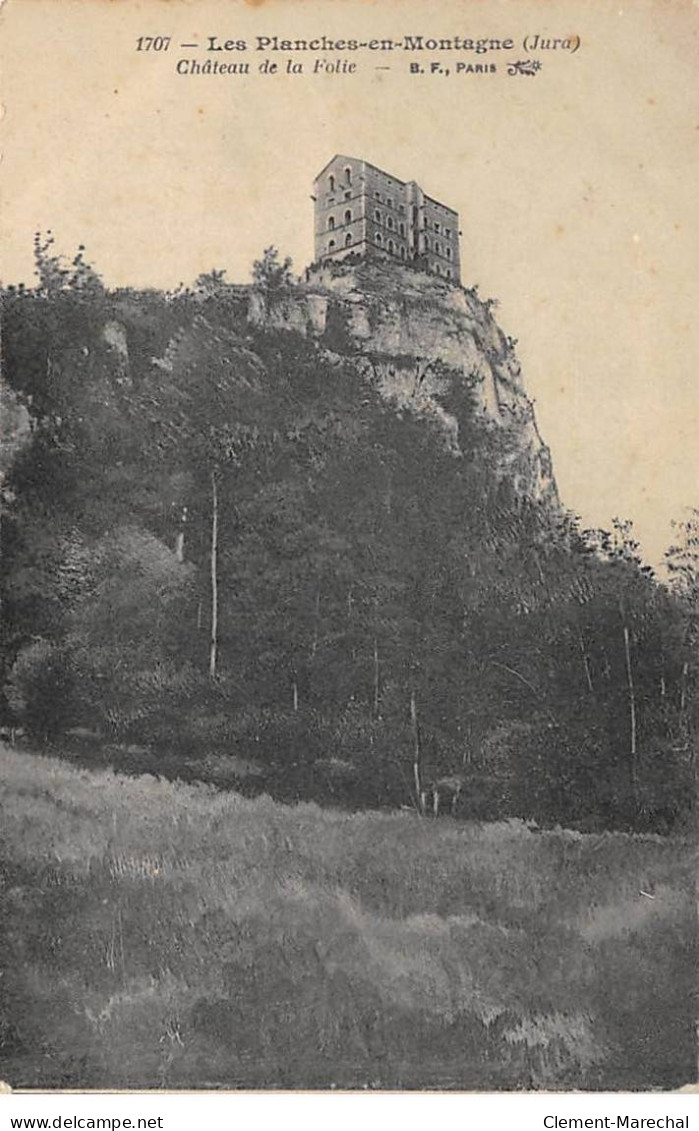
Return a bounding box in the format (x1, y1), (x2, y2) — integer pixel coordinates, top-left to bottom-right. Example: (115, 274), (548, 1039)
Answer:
(136, 36), (172, 51)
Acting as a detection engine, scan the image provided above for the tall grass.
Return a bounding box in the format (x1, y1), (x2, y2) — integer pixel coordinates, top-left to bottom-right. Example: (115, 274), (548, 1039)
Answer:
(0, 745), (694, 1090)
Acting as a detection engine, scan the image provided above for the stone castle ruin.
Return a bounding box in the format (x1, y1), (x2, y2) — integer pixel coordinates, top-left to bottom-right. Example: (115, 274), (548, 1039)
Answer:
(313, 155), (461, 283)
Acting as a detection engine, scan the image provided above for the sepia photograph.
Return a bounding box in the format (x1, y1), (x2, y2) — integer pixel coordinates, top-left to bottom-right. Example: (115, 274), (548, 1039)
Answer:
(0, 0), (696, 1095)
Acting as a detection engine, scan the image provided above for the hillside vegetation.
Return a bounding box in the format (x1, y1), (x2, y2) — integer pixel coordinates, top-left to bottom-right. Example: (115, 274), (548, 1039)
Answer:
(0, 745), (694, 1090)
(0, 244), (697, 830)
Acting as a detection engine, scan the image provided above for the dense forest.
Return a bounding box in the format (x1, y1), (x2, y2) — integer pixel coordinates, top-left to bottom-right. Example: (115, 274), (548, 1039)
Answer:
(1, 240), (696, 831)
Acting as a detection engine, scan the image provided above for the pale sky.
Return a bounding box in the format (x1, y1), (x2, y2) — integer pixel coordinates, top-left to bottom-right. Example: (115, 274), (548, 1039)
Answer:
(1, 0), (698, 567)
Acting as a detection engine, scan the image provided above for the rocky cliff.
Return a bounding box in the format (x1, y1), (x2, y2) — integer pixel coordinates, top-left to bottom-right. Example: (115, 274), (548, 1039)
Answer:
(245, 260), (557, 505)
(0, 260), (556, 508)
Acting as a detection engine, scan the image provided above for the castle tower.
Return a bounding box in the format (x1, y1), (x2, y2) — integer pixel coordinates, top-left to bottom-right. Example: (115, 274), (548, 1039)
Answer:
(313, 156), (461, 284)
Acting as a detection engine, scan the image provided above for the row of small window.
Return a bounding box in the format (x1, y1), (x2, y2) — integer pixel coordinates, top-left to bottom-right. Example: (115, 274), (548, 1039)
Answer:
(328, 234), (407, 259)
(327, 211), (354, 230)
(328, 211), (452, 257)
(375, 196), (452, 237)
(374, 211), (405, 236)
(374, 191), (405, 213)
(326, 235), (453, 278)
(326, 233), (405, 254)
(425, 237), (453, 259)
(327, 210), (408, 240)
(329, 208), (451, 241)
(373, 233), (405, 257)
(328, 235), (355, 251)
(328, 217), (453, 261)
(374, 233), (454, 276)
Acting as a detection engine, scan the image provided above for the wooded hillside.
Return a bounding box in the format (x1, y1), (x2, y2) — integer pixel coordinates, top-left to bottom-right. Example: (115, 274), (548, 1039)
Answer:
(1, 244), (696, 830)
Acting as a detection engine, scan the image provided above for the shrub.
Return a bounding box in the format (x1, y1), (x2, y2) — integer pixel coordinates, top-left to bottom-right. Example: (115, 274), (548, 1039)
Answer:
(5, 639), (75, 741)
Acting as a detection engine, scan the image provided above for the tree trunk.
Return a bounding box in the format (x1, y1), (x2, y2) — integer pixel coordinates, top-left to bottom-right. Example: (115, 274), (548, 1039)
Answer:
(373, 637), (380, 717)
(410, 688), (423, 814)
(209, 471), (219, 680)
(578, 631), (594, 694)
(462, 722), (479, 768)
(175, 506), (188, 563)
(622, 623), (638, 806)
(680, 661), (689, 717)
(292, 674), (299, 712)
(311, 589), (320, 658)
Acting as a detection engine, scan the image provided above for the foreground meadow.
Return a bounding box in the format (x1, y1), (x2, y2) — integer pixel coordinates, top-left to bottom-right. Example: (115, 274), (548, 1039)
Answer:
(0, 744), (694, 1090)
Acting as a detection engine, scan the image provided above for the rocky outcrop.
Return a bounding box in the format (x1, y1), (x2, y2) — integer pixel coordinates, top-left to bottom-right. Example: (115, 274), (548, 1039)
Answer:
(245, 261), (557, 505)
(61, 261), (556, 507)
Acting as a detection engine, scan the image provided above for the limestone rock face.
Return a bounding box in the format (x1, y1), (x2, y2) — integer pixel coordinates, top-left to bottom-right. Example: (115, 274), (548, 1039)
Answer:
(246, 261), (558, 505)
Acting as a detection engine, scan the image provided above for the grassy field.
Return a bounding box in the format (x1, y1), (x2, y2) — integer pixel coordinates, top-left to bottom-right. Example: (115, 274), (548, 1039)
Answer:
(0, 744), (695, 1091)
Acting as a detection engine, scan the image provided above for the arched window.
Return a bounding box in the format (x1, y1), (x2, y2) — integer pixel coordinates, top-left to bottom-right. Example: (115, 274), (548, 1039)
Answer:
(345, 233), (352, 247)
(400, 247), (406, 258)
(446, 268), (452, 279)
(387, 197), (393, 209)
(328, 216), (335, 230)
(344, 209), (352, 224)
(329, 175), (335, 192)
(375, 232), (382, 245)
(375, 210), (381, 223)
(436, 241), (441, 255)
(387, 216), (394, 230)
(435, 222), (440, 233)
(446, 247), (452, 259)
(375, 191), (381, 200)
(425, 238), (430, 250)
(344, 166), (351, 185)
(399, 222), (405, 237)
(435, 264), (441, 275)
(388, 239), (394, 254)
(445, 228), (451, 240)
(328, 240), (336, 252)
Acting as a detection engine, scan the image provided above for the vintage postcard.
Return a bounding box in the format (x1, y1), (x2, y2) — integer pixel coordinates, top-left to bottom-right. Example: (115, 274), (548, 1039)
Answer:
(0, 0), (697, 1093)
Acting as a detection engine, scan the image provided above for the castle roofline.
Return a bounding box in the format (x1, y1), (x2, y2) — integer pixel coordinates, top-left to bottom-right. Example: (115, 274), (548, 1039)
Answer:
(423, 196), (458, 216)
(313, 154), (358, 182)
(314, 155), (458, 215)
(314, 154), (409, 187)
